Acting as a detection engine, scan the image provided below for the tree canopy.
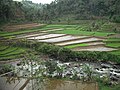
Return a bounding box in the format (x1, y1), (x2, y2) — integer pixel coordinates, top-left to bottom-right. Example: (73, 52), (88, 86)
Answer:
(0, 0), (120, 23)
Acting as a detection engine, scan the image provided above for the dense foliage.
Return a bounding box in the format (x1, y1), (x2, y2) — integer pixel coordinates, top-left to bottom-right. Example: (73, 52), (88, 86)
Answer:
(0, 0), (24, 23)
(0, 0), (120, 23)
(41, 0), (120, 22)
(35, 43), (120, 63)
(13, 40), (120, 63)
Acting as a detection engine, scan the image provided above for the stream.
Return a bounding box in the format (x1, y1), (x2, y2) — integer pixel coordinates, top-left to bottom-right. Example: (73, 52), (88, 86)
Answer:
(0, 59), (120, 90)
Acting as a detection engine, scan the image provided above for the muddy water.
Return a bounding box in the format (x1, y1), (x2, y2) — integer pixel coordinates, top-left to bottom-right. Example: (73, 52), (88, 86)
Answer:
(0, 77), (98, 90)
(44, 79), (98, 90)
(0, 77), (27, 90)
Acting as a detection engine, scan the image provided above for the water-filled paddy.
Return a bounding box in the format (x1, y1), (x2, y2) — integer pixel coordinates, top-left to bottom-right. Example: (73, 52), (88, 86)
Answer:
(28, 34), (66, 40)
(55, 37), (103, 46)
(38, 35), (87, 43)
(72, 46), (117, 51)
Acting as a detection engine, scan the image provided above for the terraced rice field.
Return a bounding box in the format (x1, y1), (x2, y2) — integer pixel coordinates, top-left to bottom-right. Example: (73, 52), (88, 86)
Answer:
(55, 37), (104, 46)
(41, 28), (64, 33)
(28, 34), (66, 40)
(17, 32), (117, 52)
(65, 42), (105, 49)
(1, 23), (45, 32)
(38, 35), (88, 43)
(17, 33), (46, 38)
(71, 45), (117, 51)
(1, 24), (118, 53)
(0, 44), (25, 60)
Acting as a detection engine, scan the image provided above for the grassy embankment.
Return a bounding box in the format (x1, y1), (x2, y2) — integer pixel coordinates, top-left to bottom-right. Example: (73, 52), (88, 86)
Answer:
(99, 82), (120, 90)
(0, 43), (25, 60)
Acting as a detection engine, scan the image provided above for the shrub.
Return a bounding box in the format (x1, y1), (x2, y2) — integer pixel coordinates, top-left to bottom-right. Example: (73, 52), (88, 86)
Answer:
(111, 15), (120, 23)
(13, 40), (120, 63)
(35, 42), (120, 63)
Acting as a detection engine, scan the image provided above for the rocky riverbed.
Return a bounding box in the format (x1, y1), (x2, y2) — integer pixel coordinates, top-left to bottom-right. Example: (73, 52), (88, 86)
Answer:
(12, 59), (120, 85)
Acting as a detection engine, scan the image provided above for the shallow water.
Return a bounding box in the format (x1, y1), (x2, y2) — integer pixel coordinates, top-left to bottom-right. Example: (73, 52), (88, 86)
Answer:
(44, 78), (98, 90)
(72, 46), (117, 51)
(0, 77), (98, 90)
(55, 37), (103, 46)
(0, 77), (27, 90)
(38, 35), (80, 43)
(17, 33), (46, 38)
(28, 34), (65, 40)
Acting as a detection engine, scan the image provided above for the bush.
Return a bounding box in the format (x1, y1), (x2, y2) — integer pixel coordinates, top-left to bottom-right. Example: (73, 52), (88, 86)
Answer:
(13, 40), (120, 63)
(35, 43), (120, 63)
(111, 15), (120, 23)
(0, 64), (13, 74)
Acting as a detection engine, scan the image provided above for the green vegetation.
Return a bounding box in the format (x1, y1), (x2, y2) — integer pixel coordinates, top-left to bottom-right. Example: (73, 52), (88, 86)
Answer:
(0, 27), (45, 37)
(45, 25), (77, 28)
(0, 0), (120, 90)
(103, 38), (120, 55)
(99, 83), (120, 90)
(106, 43), (120, 48)
(0, 24), (76, 37)
(65, 43), (88, 49)
(0, 44), (25, 60)
(105, 38), (120, 42)
(1, 0), (120, 24)
(110, 50), (120, 56)
(15, 41), (119, 63)
(53, 29), (115, 37)
(0, 64), (13, 74)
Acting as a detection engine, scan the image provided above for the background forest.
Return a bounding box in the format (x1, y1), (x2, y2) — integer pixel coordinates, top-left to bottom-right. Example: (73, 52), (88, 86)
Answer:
(0, 0), (120, 23)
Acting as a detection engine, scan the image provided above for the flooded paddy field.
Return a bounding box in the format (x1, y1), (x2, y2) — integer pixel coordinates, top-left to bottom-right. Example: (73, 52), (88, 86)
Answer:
(38, 35), (87, 43)
(14, 32), (117, 52)
(16, 33), (47, 39)
(72, 45), (117, 51)
(27, 34), (66, 40)
(55, 37), (104, 46)
(86, 42), (105, 46)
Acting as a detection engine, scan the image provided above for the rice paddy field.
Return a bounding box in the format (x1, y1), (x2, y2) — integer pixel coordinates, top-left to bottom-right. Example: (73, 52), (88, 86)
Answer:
(0, 21), (120, 90)
(0, 21), (120, 61)
(0, 43), (25, 60)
